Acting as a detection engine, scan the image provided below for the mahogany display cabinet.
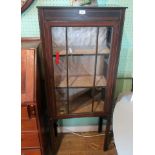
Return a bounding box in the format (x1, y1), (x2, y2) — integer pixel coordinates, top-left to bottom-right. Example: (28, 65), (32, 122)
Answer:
(38, 6), (127, 154)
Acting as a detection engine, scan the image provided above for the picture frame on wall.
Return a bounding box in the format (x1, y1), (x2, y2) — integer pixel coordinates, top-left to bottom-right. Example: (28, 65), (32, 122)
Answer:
(21, 0), (34, 13)
(70, 0), (97, 6)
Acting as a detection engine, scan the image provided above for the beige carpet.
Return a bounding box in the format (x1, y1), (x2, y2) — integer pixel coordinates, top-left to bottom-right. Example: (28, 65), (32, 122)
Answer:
(57, 132), (116, 155)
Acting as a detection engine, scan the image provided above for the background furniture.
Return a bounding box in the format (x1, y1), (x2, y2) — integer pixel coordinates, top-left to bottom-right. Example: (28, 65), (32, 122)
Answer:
(21, 39), (50, 155)
(38, 7), (126, 154)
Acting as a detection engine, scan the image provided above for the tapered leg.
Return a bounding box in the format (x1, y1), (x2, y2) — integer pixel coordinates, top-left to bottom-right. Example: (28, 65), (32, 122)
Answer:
(54, 120), (58, 137)
(49, 120), (58, 155)
(98, 117), (103, 133)
(104, 116), (111, 151)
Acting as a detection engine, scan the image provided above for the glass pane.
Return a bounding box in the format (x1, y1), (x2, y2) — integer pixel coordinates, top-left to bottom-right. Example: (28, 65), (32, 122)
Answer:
(51, 27), (66, 55)
(51, 27), (68, 115)
(69, 88), (93, 114)
(67, 27), (97, 55)
(93, 88), (105, 112)
(95, 55), (107, 87)
(55, 88), (67, 115)
(93, 27), (112, 112)
(68, 56), (95, 87)
(98, 27), (111, 54)
(52, 56), (67, 88)
(98, 27), (112, 79)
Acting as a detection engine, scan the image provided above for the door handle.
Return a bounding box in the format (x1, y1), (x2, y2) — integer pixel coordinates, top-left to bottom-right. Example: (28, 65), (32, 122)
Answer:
(27, 104), (36, 119)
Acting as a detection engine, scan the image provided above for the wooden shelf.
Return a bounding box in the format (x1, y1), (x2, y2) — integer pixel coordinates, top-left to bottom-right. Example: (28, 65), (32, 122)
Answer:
(71, 100), (104, 114)
(57, 99), (104, 115)
(56, 88), (104, 115)
(53, 48), (110, 56)
(56, 75), (107, 88)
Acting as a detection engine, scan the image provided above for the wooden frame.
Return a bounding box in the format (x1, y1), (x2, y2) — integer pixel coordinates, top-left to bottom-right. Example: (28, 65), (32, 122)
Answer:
(38, 7), (126, 154)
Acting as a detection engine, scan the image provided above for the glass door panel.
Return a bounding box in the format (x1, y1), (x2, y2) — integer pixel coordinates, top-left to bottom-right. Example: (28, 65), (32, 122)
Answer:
(68, 56), (95, 87)
(51, 27), (68, 115)
(51, 27), (66, 56)
(97, 27), (112, 81)
(67, 27), (97, 55)
(92, 88), (105, 112)
(51, 26), (113, 115)
(52, 56), (67, 87)
(69, 88), (93, 114)
(55, 88), (68, 115)
(95, 55), (107, 87)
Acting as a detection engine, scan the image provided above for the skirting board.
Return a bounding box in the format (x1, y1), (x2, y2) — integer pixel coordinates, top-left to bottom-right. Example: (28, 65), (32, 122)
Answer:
(58, 125), (106, 133)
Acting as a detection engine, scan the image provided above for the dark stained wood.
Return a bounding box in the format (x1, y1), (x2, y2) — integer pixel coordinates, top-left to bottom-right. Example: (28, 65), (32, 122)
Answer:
(104, 9), (126, 150)
(38, 7), (126, 153)
(38, 8), (126, 119)
(92, 27), (99, 112)
(38, 10), (59, 154)
(53, 111), (108, 120)
(21, 149), (41, 155)
(47, 20), (117, 27)
(98, 117), (103, 133)
(44, 8), (122, 21)
(65, 27), (69, 114)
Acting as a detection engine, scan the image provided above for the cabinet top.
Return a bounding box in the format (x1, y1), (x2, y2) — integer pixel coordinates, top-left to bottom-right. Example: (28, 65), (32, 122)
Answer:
(38, 6), (127, 22)
(37, 6), (127, 10)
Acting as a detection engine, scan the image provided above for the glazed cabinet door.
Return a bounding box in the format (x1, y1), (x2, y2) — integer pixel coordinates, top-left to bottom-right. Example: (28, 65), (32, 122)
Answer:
(50, 26), (113, 116)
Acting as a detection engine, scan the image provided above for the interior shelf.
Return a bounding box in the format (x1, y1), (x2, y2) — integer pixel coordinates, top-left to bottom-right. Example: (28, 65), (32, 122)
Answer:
(56, 75), (107, 88)
(53, 48), (110, 56)
(57, 99), (104, 115)
(71, 100), (104, 113)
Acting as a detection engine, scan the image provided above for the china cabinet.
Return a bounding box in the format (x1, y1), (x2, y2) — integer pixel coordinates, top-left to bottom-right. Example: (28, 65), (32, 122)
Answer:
(38, 6), (126, 154)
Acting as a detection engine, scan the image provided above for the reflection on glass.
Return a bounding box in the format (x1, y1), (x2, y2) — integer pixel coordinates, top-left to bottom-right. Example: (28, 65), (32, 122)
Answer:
(69, 88), (93, 114)
(51, 27), (66, 55)
(55, 88), (67, 115)
(93, 88), (105, 112)
(51, 27), (111, 56)
(68, 56), (95, 87)
(68, 27), (97, 55)
(95, 55), (107, 86)
(53, 57), (67, 87)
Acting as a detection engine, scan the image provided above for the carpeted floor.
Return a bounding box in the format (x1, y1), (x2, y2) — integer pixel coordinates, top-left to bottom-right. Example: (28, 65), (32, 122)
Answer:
(57, 132), (116, 155)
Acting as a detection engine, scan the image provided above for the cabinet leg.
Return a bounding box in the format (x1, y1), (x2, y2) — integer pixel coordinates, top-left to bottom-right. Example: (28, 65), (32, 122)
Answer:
(54, 121), (58, 137)
(98, 117), (103, 133)
(49, 120), (58, 155)
(104, 117), (111, 151)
